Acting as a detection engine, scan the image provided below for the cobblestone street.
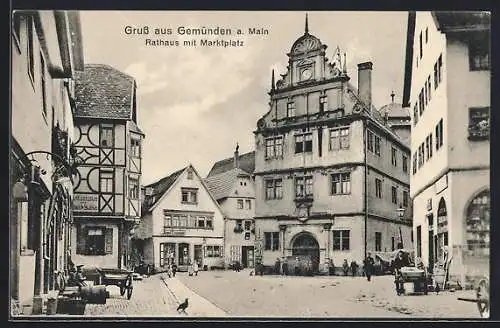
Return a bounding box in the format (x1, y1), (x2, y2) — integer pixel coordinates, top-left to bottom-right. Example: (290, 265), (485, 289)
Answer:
(177, 269), (482, 318)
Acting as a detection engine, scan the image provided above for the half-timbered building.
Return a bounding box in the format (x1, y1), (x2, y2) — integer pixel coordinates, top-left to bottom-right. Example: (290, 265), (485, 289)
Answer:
(72, 64), (145, 269)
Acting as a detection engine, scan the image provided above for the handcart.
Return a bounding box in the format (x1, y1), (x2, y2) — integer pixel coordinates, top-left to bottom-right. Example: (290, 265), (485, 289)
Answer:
(96, 268), (134, 300)
(397, 266), (429, 295)
(457, 277), (489, 318)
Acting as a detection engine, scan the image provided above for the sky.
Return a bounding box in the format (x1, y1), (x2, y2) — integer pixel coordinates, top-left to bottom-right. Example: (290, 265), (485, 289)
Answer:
(79, 11), (408, 185)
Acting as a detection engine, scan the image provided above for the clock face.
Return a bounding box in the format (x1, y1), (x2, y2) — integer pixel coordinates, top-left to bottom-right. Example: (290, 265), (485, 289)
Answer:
(301, 68), (312, 80)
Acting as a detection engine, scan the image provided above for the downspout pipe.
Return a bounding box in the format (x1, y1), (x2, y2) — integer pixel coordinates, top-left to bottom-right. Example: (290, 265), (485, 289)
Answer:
(363, 118), (368, 261)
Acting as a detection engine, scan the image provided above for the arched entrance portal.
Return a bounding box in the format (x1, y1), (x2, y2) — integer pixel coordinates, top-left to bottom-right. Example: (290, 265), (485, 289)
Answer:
(291, 233), (320, 273)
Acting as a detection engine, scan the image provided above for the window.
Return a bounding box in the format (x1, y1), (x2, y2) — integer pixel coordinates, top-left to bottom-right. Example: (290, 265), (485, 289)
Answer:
(265, 179), (283, 200)
(237, 199), (244, 209)
(403, 190), (409, 207)
(425, 136), (430, 161)
(437, 55), (443, 84)
(465, 190), (490, 256)
(129, 178), (139, 199)
(100, 170), (114, 193)
(468, 107), (489, 140)
(435, 119), (444, 150)
(329, 127), (350, 150)
(418, 143), (425, 168)
(412, 152), (417, 175)
(18, 202), (30, 252)
(391, 147), (397, 167)
(295, 132), (313, 153)
(375, 178), (382, 198)
(331, 173), (351, 195)
(374, 135), (381, 156)
(419, 31), (423, 58)
(419, 89), (424, 115)
(100, 125), (114, 147)
(402, 155), (408, 173)
(320, 96), (327, 112)
(264, 232), (280, 251)
(375, 232), (382, 252)
(391, 186), (398, 204)
(287, 102), (295, 117)
(197, 217), (205, 228)
(77, 226), (113, 256)
(392, 237), (395, 251)
(27, 16), (34, 82)
(40, 52), (47, 117)
(367, 130), (374, 152)
(428, 133), (433, 159)
(205, 245), (222, 257)
(424, 82), (428, 106)
(427, 76), (432, 101)
(164, 213), (213, 230)
(12, 11), (22, 41)
(333, 230), (350, 251)
(187, 170), (193, 180)
(265, 136), (283, 159)
(181, 188), (198, 204)
(295, 176), (313, 198)
(159, 243), (176, 266)
(416, 226), (422, 258)
(244, 220), (252, 231)
(469, 36), (490, 71)
(131, 138), (141, 157)
(425, 27), (428, 43)
(245, 199), (251, 210)
(206, 217), (213, 228)
(413, 103), (418, 126)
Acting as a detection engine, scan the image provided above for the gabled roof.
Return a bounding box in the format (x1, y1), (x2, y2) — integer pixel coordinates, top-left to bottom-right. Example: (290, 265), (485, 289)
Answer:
(204, 167), (250, 201)
(141, 167), (186, 214)
(74, 64), (136, 120)
(207, 151), (255, 177)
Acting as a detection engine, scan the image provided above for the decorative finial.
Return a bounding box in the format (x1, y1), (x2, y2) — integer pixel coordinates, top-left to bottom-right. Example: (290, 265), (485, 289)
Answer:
(271, 69), (275, 91)
(305, 13), (309, 34)
(391, 90), (395, 103)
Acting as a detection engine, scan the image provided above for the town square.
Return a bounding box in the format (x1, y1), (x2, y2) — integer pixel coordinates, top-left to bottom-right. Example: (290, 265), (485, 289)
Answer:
(9, 10), (490, 319)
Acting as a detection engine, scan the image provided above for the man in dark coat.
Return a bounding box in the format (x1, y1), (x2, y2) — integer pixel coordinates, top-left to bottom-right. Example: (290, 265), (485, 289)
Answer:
(392, 251), (409, 295)
(364, 253), (375, 282)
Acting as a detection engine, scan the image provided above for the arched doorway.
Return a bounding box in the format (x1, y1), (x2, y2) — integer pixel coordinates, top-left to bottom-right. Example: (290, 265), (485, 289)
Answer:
(436, 198), (448, 263)
(291, 233), (320, 273)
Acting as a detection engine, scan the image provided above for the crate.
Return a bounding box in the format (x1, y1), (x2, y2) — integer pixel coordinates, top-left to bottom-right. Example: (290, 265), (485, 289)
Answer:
(400, 267), (425, 282)
(56, 297), (87, 315)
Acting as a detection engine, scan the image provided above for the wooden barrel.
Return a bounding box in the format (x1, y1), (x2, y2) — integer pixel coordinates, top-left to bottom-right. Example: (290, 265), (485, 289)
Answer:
(80, 285), (107, 304)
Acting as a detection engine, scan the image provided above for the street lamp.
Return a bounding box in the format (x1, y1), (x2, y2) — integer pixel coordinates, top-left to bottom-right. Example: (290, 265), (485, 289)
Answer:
(396, 207), (406, 249)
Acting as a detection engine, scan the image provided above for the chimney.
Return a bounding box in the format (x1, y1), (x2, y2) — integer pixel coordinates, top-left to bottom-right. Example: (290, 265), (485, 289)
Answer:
(357, 62), (373, 111)
(234, 143), (240, 168)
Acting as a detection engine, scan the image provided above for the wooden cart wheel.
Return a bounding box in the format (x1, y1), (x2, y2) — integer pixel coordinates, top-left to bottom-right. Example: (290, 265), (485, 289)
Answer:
(126, 275), (133, 300)
(476, 278), (489, 318)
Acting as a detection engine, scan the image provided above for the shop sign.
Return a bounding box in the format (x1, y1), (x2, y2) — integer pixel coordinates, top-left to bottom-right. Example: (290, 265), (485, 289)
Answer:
(73, 194), (98, 211)
(164, 229), (186, 236)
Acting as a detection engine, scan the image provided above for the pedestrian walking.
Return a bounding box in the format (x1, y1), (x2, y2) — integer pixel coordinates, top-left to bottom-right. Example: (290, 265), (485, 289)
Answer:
(167, 264), (173, 278)
(342, 259), (349, 276)
(274, 257), (281, 275)
(364, 253), (375, 282)
(328, 259), (335, 276)
(193, 260), (199, 276)
(282, 257), (289, 276)
(172, 264), (177, 277)
(393, 251), (407, 295)
(350, 260), (359, 277)
(188, 259), (194, 276)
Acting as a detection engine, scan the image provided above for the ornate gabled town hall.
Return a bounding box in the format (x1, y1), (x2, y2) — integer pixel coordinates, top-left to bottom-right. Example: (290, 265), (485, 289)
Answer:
(254, 16), (413, 274)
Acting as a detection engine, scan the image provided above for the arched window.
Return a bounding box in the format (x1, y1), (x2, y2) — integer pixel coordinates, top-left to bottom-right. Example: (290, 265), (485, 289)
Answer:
(465, 190), (490, 256)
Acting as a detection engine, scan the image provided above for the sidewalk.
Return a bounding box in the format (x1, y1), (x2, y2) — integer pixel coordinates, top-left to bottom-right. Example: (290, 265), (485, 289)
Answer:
(159, 273), (227, 317)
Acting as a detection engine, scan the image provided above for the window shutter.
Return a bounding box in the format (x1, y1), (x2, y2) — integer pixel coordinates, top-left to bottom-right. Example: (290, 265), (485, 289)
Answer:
(76, 225), (86, 254)
(105, 228), (113, 254)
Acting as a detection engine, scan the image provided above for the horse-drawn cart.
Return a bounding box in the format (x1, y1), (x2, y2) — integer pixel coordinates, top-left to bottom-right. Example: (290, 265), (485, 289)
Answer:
(96, 268), (134, 300)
